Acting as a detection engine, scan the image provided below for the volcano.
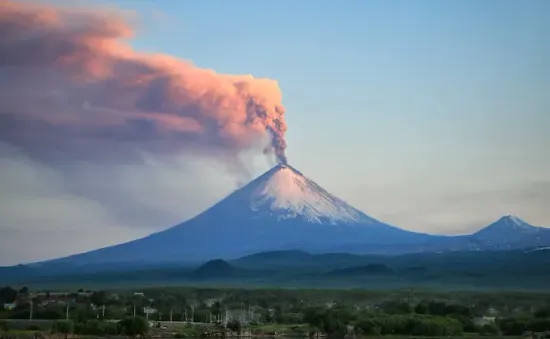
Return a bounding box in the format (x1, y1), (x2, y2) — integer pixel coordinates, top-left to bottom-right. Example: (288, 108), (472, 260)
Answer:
(48, 164), (434, 266)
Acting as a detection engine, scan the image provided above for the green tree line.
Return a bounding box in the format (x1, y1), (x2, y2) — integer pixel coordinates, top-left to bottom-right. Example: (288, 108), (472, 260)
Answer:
(1, 317), (148, 337)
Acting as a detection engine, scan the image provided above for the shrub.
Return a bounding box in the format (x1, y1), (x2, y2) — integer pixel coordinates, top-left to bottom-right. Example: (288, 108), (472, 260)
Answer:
(118, 316), (148, 337)
(479, 323), (500, 336)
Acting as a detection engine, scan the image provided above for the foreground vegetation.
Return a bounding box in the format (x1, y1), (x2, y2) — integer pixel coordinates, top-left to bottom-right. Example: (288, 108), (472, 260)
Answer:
(0, 317), (148, 338)
(1, 286), (550, 337)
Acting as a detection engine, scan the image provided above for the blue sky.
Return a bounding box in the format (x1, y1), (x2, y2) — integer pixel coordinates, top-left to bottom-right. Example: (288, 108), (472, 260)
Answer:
(125, 0), (549, 175)
(123, 0), (550, 212)
(0, 0), (548, 264)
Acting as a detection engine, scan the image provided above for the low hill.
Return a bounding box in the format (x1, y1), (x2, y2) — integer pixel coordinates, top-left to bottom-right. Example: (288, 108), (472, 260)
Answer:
(233, 250), (366, 269)
(190, 259), (240, 279)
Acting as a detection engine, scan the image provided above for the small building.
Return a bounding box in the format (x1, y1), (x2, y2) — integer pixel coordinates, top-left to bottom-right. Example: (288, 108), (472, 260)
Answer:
(34, 292), (72, 303)
(474, 316), (496, 326)
(3, 303), (16, 310)
(225, 309), (261, 324)
(77, 292), (93, 297)
(486, 307), (499, 316)
(205, 298), (219, 307)
(143, 306), (158, 314)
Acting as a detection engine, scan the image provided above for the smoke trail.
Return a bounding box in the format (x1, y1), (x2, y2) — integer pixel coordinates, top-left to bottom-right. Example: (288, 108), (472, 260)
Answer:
(0, 0), (287, 164)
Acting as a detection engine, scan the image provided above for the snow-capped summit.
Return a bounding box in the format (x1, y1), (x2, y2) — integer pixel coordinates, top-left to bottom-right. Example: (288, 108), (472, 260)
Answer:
(235, 164), (373, 224)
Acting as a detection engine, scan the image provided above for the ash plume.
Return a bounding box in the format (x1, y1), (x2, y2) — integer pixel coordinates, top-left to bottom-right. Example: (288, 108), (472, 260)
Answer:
(0, 0), (287, 164)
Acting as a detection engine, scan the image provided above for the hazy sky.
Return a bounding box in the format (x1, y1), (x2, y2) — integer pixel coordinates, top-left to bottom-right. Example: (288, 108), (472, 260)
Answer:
(1, 0), (549, 265)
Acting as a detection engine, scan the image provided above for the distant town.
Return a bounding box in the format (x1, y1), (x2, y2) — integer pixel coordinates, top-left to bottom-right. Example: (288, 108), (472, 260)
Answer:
(2, 285), (550, 338)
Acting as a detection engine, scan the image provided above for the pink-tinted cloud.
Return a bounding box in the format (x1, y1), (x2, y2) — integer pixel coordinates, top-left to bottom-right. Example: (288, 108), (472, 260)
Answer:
(0, 0), (287, 163)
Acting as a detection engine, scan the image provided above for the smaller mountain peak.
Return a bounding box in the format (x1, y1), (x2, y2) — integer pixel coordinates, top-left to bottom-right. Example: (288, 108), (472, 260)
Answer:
(475, 215), (537, 238)
(473, 215), (549, 246)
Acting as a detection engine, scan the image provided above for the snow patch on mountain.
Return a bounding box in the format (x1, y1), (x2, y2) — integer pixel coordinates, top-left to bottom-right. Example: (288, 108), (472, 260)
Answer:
(246, 164), (369, 224)
(525, 247), (550, 253)
(499, 215), (535, 231)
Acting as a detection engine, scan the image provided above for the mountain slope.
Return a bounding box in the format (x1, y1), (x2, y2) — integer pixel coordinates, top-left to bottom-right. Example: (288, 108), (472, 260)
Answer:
(43, 164), (432, 265)
(12, 166), (550, 270)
